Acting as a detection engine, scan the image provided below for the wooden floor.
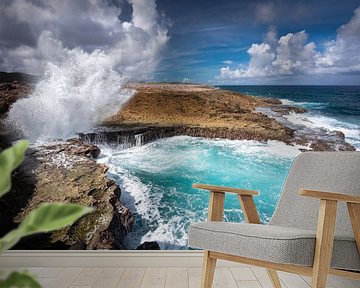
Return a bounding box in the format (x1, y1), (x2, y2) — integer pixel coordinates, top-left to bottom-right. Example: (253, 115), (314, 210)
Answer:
(2, 266), (360, 288)
(1, 252), (359, 288)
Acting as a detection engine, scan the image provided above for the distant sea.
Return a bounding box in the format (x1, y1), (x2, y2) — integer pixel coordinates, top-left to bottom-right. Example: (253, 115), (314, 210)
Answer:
(218, 85), (360, 149)
(97, 85), (360, 249)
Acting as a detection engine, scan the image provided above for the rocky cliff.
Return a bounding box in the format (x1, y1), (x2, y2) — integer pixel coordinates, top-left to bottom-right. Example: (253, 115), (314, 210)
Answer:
(107, 83), (293, 143)
(12, 140), (134, 249)
(0, 80), (134, 250)
(103, 83), (355, 151)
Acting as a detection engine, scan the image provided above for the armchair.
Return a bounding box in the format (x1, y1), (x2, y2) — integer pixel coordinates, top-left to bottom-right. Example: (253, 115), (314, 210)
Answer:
(189, 152), (360, 288)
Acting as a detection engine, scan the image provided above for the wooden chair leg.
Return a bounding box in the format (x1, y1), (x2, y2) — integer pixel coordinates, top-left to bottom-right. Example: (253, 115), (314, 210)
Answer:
(312, 200), (337, 288)
(347, 202), (360, 254)
(266, 269), (282, 288)
(201, 251), (217, 288)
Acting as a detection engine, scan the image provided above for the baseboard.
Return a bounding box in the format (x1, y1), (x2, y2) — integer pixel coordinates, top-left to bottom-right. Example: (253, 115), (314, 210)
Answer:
(0, 251), (247, 267)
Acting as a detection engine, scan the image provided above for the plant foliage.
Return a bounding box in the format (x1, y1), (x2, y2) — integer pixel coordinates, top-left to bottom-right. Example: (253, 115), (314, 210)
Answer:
(0, 141), (93, 287)
(0, 140), (29, 197)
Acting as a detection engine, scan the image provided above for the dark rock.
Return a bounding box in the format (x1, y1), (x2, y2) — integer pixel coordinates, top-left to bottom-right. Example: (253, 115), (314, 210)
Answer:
(69, 241), (86, 250)
(89, 230), (117, 250)
(0, 72), (38, 83)
(262, 98), (282, 105)
(45, 138), (101, 159)
(271, 105), (307, 115)
(0, 81), (32, 115)
(309, 140), (356, 152)
(6, 140), (134, 250)
(0, 149), (38, 238)
(81, 122), (294, 148)
(136, 241), (161, 250)
(334, 130), (346, 140)
(112, 199), (134, 245)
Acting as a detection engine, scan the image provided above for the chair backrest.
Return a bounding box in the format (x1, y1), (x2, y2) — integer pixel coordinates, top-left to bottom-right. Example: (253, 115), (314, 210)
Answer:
(270, 151), (360, 238)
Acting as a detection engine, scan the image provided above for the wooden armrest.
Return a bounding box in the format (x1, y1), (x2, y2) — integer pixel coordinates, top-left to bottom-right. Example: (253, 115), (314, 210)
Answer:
(192, 183), (259, 196)
(193, 183), (260, 223)
(301, 188), (360, 270)
(299, 189), (360, 204)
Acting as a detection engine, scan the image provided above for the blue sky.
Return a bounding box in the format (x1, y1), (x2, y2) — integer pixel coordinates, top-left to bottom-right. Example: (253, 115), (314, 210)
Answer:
(154, 0), (360, 84)
(1, 0), (360, 85)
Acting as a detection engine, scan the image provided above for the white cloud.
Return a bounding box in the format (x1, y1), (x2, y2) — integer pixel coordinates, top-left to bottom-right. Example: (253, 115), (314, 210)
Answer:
(219, 6), (360, 80)
(219, 67), (244, 80)
(4, 0), (169, 140)
(220, 30), (317, 79)
(0, 0), (169, 79)
(316, 7), (360, 74)
(247, 42), (275, 76)
(272, 31), (318, 75)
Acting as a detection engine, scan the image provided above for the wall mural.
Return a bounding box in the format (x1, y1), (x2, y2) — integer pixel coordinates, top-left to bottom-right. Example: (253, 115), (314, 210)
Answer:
(0, 0), (359, 250)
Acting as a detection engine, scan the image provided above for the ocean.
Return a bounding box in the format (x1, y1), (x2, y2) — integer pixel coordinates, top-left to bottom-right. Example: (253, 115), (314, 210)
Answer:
(219, 85), (360, 149)
(97, 86), (360, 249)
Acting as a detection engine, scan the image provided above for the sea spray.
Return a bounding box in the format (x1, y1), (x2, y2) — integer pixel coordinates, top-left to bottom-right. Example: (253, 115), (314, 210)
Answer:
(5, 0), (169, 141)
(7, 49), (134, 141)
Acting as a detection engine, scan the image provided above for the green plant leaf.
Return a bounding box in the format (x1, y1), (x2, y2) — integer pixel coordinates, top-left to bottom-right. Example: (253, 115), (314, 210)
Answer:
(0, 203), (93, 251)
(0, 271), (41, 288)
(0, 229), (22, 254)
(19, 203), (94, 234)
(0, 140), (29, 197)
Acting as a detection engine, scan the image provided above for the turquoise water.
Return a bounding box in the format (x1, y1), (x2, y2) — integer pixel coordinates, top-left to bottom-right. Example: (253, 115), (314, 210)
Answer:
(98, 86), (360, 249)
(98, 137), (300, 249)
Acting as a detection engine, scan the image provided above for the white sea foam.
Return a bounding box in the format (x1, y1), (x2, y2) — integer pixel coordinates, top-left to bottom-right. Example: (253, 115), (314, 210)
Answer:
(97, 137), (302, 249)
(98, 146), (158, 219)
(215, 139), (306, 158)
(284, 112), (360, 149)
(150, 135), (305, 158)
(280, 99), (327, 109)
(98, 146), (166, 248)
(269, 99), (360, 150)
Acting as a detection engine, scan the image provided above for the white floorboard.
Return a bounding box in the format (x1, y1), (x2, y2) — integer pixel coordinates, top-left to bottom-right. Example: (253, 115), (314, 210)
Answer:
(1, 252), (359, 287)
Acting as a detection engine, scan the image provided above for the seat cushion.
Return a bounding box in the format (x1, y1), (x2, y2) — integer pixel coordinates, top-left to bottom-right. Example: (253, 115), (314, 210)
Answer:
(188, 222), (360, 271)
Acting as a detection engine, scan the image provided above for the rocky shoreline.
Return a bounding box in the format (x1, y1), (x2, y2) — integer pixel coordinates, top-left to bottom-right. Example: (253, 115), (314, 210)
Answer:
(98, 83), (355, 151)
(0, 77), (135, 250)
(0, 137), (135, 249)
(107, 83), (294, 144)
(0, 79), (356, 250)
(15, 140), (134, 249)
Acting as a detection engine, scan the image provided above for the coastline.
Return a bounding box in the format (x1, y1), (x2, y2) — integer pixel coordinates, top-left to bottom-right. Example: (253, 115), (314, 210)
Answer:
(0, 80), (356, 250)
(101, 83), (354, 151)
(0, 78), (134, 250)
(10, 140), (134, 250)
(107, 83), (293, 143)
